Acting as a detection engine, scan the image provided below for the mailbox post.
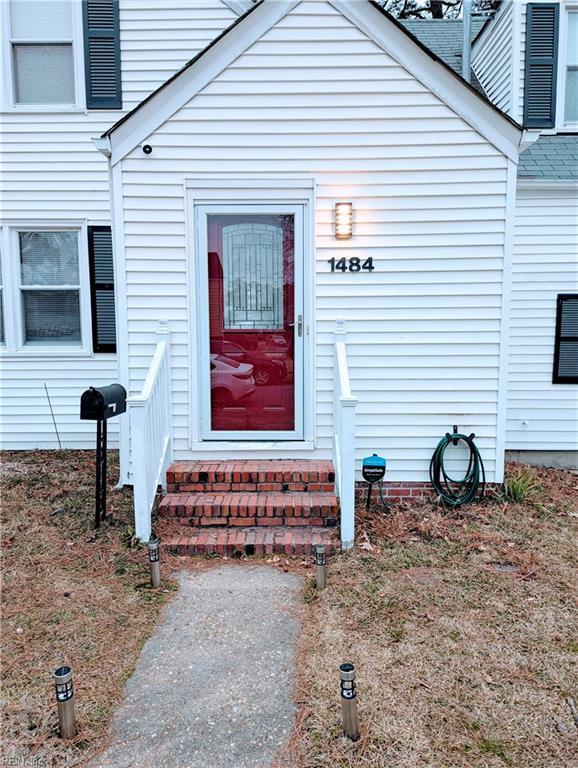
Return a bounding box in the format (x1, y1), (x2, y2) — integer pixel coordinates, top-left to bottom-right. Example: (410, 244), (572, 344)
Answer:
(80, 384), (127, 529)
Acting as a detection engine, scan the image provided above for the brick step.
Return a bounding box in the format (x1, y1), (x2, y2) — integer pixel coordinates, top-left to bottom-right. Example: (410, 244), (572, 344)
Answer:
(166, 459), (335, 493)
(159, 491), (339, 527)
(161, 526), (340, 557)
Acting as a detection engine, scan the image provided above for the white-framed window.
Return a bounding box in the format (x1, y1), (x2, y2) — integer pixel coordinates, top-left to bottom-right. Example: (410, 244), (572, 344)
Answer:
(563, 9), (578, 125)
(556, 4), (578, 130)
(0, 241), (5, 345)
(2, 0), (85, 111)
(0, 225), (92, 355)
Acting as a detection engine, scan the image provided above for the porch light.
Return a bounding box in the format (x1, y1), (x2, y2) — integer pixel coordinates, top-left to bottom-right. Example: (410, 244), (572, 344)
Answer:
(334, 202), (353, 240)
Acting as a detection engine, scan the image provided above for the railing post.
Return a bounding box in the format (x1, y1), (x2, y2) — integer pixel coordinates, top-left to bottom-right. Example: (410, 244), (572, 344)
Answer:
(156, 320), (172, 492)
(339, 396), (357, 550)
(130, 399), (151, 542)
(335, 318), (346, 339)
(333, 320), (358, 551)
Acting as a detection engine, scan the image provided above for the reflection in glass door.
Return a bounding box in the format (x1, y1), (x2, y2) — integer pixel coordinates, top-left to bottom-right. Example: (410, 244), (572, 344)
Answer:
(206, 213), (297, 434)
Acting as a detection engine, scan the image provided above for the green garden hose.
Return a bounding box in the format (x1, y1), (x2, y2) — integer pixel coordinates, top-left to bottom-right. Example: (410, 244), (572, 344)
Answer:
(429, 431), (486, 508)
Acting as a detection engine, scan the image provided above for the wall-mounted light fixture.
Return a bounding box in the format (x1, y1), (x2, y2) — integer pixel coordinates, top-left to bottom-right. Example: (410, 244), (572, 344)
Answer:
(335, 202), (353, 240)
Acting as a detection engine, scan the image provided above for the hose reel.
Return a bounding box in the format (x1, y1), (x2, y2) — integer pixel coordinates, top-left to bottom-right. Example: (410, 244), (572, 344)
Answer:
(429, 427), (486, 508)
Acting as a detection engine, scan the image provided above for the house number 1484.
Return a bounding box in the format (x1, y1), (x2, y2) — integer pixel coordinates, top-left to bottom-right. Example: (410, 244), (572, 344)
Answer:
(328, 257), (375, 273)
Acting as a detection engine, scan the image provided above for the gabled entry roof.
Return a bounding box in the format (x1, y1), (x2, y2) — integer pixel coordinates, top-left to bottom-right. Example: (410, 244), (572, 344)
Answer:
(101, 0), (525, 165)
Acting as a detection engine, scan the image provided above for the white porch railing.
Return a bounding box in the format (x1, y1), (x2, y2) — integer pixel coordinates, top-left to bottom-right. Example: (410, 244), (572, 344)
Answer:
(130, 322), (173, 542)
(332, 320), (358, 550)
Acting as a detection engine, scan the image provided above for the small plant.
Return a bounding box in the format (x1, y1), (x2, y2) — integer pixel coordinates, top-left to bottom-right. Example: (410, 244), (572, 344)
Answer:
(502, 468), (539, 503)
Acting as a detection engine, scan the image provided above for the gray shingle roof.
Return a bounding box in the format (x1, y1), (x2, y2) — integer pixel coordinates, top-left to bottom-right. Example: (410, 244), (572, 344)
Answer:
(518, 134), (578, 180)
(400, 18), (487, 73)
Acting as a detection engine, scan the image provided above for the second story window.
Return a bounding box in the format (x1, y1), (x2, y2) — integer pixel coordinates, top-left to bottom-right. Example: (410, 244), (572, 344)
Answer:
(9, 1), (79, 107)
(564, 11), (578, 125)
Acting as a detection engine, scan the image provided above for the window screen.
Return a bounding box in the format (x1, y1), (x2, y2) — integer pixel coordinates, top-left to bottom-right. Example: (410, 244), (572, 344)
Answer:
(19, 231), (82, 345)
(553, 294), (578, 384)
(565, 12), (578, 124)
(10, 0), (75, 106)
(0, 244), (4, 344)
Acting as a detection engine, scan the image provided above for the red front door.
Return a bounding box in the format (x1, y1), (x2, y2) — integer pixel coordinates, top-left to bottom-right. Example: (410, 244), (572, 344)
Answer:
(206, 213), (296, 433)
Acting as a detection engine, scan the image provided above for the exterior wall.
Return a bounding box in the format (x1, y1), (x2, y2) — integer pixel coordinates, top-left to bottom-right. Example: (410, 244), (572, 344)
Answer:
(472, 0), (516, 116)
(0, 0), (236, 448)
(506, 185), (578, 452)
(117, 0), (512, 482)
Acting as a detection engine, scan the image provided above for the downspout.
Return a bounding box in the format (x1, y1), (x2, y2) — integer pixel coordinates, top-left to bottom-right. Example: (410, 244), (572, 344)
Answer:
(462, 0), (472, 82)
(93, 136), (130, 487)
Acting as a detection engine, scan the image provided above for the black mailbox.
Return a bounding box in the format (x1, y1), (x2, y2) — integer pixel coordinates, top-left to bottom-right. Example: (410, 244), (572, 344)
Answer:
(80, 384), (127, 421)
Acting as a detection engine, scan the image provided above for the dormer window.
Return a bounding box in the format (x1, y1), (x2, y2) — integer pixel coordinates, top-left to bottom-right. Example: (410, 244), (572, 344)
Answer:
(563, 10), (578, 125)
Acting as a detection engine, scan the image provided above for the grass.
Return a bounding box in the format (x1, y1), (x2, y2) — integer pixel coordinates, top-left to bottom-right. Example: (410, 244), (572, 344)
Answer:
(502, 466), (541, 503)
(292, 463), (578, 767)
(0, 450), (176, 767)
(2, 453), (577, 767)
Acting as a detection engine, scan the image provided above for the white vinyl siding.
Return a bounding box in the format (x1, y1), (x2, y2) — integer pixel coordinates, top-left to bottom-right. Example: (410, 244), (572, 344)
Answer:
(118, 0), (510, 482)
(472, 0), (516, 115)
(0, 0), (236, 449)
(0, 356), (119, 449)
(506, 186), (578, 451)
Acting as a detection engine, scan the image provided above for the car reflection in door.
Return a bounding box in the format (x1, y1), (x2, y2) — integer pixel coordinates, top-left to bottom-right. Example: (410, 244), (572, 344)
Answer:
(210, 353), (256, 407)
(211, 336), (290, 387)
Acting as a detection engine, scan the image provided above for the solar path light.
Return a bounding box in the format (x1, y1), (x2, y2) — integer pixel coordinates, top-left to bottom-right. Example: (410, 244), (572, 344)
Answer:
(339, 662), (359, 741)
(315, 544), (327, 590)
(148, 539), (161, 588)
(53, 665), (76, 739)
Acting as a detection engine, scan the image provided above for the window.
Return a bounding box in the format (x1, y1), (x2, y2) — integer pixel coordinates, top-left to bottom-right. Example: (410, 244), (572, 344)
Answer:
(19, 231), (81, 345)
(9, 1), (77, 107)
(0, 226), (116, 354)
(0, 243), (4, 345)
(553, 294), (578, 384)
(564, 11), (578, 124)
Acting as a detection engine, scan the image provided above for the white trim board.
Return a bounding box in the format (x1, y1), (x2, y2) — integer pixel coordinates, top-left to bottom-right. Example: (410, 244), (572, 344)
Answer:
(195, 202), (305, 441)
(184, 178), (316, 450)
(104, 0), (523, 166)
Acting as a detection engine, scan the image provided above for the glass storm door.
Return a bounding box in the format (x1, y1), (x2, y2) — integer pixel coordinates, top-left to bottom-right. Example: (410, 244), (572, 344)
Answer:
(197, 205), (304, 440)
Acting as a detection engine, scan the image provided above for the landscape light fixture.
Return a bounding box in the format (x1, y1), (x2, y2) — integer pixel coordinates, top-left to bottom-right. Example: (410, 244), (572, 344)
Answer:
(53, 665), (76, 739)
(148, 539), (161, 588)
(334, 202), (353, 239)
(315, 544), (327, 590)
(339, 662), (360, 741)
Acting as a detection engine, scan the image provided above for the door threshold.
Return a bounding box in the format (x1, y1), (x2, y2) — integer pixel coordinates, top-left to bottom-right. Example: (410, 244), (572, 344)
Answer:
(189, 440), (316, 452)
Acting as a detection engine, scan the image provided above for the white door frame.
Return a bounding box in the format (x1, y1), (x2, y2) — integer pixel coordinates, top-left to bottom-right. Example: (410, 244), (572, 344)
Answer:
(195, 202), (306, 441)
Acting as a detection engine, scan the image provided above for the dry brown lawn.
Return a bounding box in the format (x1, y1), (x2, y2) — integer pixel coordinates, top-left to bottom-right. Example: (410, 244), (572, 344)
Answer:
(2, 453), (577, 768)
(293, 464), (578, 768)
(0, 450), (176, 767)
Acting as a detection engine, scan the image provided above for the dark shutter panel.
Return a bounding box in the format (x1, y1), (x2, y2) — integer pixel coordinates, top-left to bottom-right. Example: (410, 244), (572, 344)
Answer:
(523, 3), (559, 128)
(83, 0), (122, 109)
(88, 226), (117, 353)
(553, 295), (578, 384)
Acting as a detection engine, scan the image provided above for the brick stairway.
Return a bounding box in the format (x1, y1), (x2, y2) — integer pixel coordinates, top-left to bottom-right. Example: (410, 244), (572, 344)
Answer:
(159, 459), (340, 556)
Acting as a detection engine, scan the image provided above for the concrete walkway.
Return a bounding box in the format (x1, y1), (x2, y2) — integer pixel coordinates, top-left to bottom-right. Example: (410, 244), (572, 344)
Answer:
(90, 565), (303, 768)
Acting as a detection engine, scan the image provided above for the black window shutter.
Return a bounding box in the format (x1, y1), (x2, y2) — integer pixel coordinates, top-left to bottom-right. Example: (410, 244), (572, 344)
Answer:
(83, 0), (122, 109)
(88, 226), (117, 353)
(553, 295), (578, 384)
(523, 3), (559, 128)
